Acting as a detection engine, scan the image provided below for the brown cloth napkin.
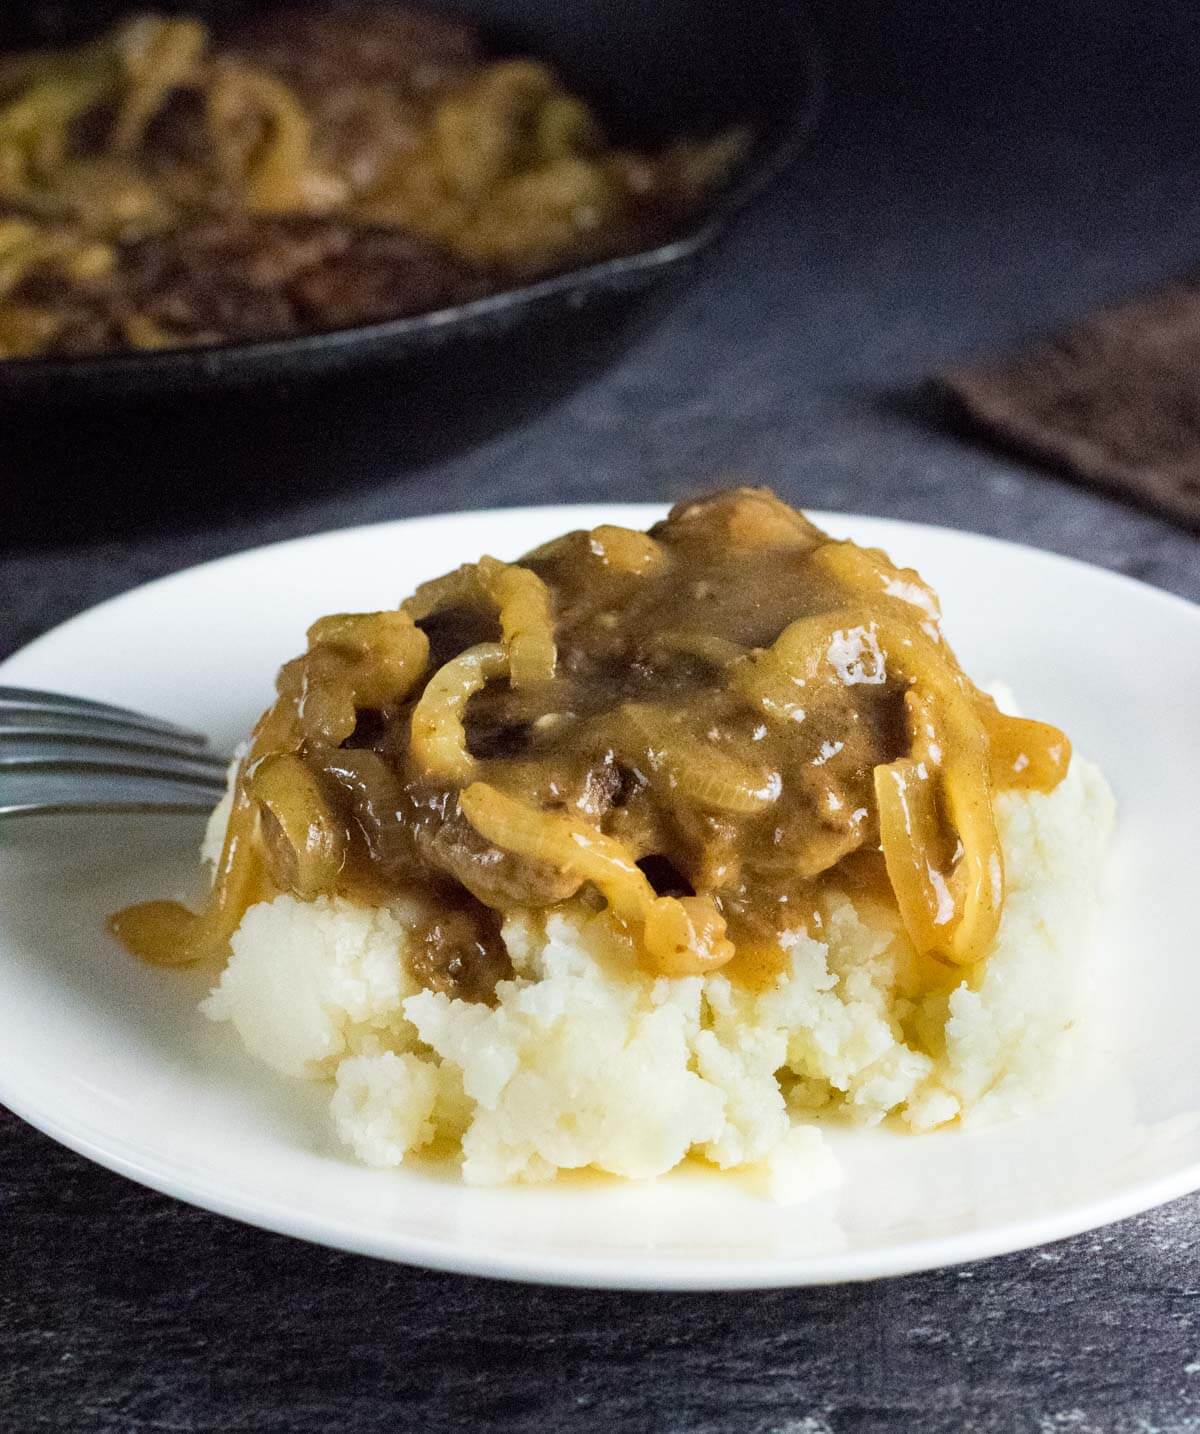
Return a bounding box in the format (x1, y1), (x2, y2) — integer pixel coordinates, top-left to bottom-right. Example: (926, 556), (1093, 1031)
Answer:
(935, 281), (1200, 528)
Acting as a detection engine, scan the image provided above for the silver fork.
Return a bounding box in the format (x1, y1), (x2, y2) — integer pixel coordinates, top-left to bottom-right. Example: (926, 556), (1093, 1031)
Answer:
(0, 686), (231, 818)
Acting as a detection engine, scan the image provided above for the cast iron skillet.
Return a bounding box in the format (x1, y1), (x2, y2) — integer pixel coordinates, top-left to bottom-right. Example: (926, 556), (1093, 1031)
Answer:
(0, 0), (821, 401)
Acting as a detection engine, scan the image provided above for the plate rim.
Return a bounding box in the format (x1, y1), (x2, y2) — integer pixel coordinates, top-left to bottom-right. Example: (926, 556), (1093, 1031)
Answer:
(6, 1079), (1200, 1291)
(2, 502), (1199, 1290)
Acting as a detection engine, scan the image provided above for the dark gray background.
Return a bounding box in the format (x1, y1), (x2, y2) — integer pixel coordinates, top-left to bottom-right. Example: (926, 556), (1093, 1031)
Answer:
(3, 3), (1200, 1430)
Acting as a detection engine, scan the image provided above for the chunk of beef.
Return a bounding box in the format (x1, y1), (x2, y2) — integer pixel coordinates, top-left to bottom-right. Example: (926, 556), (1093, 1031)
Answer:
(412, 807), (582, 910)
(224, 5), (485, 197)
(116, 220), (309, 341)
(101, 216), (478, 344)
(225, 4), (482, 94)
(290, 227), (484, 326)
(407, 899), (513, 1003)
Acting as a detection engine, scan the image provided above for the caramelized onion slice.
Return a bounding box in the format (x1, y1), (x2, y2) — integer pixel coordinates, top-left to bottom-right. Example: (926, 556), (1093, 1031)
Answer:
(410, 641), (508, 783)
(246, 751), (346, 899)
(406, 558), (556, 688)
(643, 895), (735, 976)
(460, 780), (648, 924)
(458, 781), (734, 976)
(883, 632), (1005, 967)
(615, 703), (780, 815)
(536, 94), (603, 163)
(433, 59), (556, 202)
(874, 684), (1003, 966)
(733, 606), (887, 723)
(811, 540), (944, 635)
(0, 55), (118, 177)
(266, 608), (431, 750)
(667, 488), (824, 551)
(0, 218), (51, 300)
(113, 608), (429, 966)
(306, 609), (431, 712)
(586, 525), (665, 575)
(820, 544), (1070, 780)
(111, 16), (206, 154)
(475, 557), (557, 688)
(978, 695), (1072, 792)
(769, 541), (1070, 789)
(109, 767), (270, 966)
(738, 595), (1016, 965)
(206, 59), (344, 213)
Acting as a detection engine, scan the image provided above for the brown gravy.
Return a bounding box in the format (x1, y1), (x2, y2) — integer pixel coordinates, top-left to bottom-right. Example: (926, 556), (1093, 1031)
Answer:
(112, 489), (1070, 996)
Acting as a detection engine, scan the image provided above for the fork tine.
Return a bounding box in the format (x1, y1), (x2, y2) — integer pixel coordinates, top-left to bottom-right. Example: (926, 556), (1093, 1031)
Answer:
(0, 768), (223, 818)
(0, 738), (230, 785)
(0, 722), (231, 768)
(0, 687), (234, 820)
(0, 686), (208, 746)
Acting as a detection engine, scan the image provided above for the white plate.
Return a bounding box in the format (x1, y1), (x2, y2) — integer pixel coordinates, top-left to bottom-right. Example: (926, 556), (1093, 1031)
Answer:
(1, 505), (1198, 1290)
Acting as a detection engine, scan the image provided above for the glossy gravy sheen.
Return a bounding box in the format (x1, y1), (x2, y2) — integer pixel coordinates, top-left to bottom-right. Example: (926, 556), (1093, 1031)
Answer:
(111, 490), (1070, 998)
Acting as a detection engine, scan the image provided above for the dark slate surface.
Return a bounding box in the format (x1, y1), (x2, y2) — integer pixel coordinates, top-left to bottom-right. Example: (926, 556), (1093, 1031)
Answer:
(3, 3), (1200, 1430)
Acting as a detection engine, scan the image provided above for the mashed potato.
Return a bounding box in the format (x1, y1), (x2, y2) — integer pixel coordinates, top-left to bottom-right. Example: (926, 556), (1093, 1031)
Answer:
(201, 753), (1114, 1200)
